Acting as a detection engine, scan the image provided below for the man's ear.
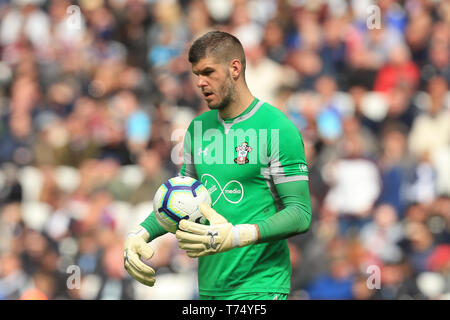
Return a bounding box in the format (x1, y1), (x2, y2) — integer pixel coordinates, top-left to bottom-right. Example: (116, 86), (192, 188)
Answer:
(229, 59), (242, 80)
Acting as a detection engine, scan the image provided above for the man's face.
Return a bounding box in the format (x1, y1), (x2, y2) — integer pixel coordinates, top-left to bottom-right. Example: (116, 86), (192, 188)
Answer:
(192, 57), (235, 110)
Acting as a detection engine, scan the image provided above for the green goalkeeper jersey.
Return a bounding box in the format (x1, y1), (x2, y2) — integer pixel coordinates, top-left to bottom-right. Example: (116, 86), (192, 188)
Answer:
(179, 97), (310, 296)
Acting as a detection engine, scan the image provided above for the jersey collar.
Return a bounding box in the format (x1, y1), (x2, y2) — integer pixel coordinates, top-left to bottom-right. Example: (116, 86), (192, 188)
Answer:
(217, 98), (264, 134)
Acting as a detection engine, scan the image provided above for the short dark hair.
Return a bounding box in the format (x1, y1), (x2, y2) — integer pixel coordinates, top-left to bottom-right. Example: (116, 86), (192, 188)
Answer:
(188, 31), (246, 72)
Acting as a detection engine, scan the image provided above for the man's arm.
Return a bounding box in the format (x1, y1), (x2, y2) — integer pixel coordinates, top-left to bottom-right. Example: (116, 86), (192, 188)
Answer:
(256, 110), (312, 242)
(256, 179), (312, 243)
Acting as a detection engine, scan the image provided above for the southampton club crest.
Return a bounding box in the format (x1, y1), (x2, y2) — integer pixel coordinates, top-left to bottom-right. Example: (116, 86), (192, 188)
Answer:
(234, 142), (252, 164)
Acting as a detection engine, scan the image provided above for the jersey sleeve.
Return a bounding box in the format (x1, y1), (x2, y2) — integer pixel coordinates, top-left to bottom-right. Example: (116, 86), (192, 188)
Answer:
(268, 116), (309, 184)
(256, 113), (312, 242)
(256, 179), (312, 242)
(179, 120), (198, 179)
(140, 211), (167, 241)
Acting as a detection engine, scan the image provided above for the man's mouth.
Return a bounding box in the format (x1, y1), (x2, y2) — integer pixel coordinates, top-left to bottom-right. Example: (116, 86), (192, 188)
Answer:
(203, 92), (214, 98)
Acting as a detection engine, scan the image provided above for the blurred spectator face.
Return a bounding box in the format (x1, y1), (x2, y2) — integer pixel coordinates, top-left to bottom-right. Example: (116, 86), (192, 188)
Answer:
(374, 204), (398, 229)
(330, 257), (353, 280)
(381, 263), (404, 286)
(90, 63), (122, 98)
(13, 50), (39, 78)
(187, 0), (211, 36)
(39, 165), (61, 206)
(405, 204), (428, 224)
(315, 76), (337, 100)
(9, 112), (32, 139)
(48, 0), (72, 23)
(47, 81), (76, 111)
(66, 114), (89, 141)
(342, 135), (364, 158)
(10, 76), (40, 113)
(153, 0), (182, 26)
(1, 203), (22, 226)
(97, 159), (120, 184)
(352, 275), (374, 300)
(301, 50), (322, 76)
(23, 230), (49, 259)
(427, 76), (448, 100)
(102, 242), (126, 279)
(348, 86), (367, 110)
(430, 196), (450, 220)
(32, 271), (56, 299)
(139, 149), (162, 177)
(0, 253), (22, 277)
(438, 1), (450, 23)
(73, 97), (97, 120)
(388, 86), (410, 116)
(230, 1), (250, 27)
(112, 90), (138, 117)
(292, 6), (320, 30)
(156, 72), (182, 102)
(347, 46), (373, 69)
(430, 22), (450, 47)
(245, 44), (266, 65)
(289, 50), (322, 76)
(406, 222), (433, 251)
(429, 44), (449, 68)
(341, 116), (360, 137)
(40, 249), (59, 273)
(262, 20), (284, 49)
(301, 22), (322, 51)
(382, 127), (407, 161)
(389, 45), (411, 66)
(323, 17), (344, 46)
(405, 11), (432, 49)
(89, 6), (115, 39)
(427, 76), (448, 114)
(82, 189), (114, 231)
(367, 28), (385, 45)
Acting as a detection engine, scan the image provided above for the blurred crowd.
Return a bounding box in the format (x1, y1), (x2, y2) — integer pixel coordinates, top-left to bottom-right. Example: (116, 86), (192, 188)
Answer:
(0, 0), (449, 300)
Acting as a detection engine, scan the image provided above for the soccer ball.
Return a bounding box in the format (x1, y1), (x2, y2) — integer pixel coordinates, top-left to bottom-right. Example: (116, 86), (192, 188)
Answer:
(153, 176), (211, 233)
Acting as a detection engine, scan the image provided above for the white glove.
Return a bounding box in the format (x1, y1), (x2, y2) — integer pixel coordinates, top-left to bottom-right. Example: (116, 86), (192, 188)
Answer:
(176, 203), (259, 257)
(123, 226), (156, 286)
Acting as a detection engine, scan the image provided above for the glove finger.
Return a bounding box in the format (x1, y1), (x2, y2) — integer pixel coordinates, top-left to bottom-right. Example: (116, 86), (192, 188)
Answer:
(187, 250), (210, 258)
(178, 241), (205, 251)
(124, 260), (155, 286)
(176, 230), (208, 244)
(137, 243), (154, 260)
(199, 203), (228, 224)
(126, 249), (156, 276)
(179, 219), (209, 235)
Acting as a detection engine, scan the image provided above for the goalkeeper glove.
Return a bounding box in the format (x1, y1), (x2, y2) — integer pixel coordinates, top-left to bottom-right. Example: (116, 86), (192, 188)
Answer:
(176, 203), (259, 257)
(123, 226), (156, 286)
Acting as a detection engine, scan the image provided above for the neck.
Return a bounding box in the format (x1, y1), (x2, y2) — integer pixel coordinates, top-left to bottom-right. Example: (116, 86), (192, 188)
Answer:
(218, 86), (254, 119)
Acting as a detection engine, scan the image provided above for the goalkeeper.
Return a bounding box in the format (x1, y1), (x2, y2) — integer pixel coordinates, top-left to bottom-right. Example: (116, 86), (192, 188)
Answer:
(124, 31), (312, 300)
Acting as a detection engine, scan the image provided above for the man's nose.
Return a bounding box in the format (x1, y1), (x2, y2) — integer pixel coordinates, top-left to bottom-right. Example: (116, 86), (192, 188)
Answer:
(197, 76), (208, 88)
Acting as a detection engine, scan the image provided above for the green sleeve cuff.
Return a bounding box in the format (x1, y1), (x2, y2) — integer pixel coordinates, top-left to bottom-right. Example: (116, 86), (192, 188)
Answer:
(140, 211), (168, 241)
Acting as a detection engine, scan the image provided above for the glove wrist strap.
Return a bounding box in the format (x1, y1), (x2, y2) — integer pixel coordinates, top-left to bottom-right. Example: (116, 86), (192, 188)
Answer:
(127, 226), (150, 242)
(232, 224), (258, 248)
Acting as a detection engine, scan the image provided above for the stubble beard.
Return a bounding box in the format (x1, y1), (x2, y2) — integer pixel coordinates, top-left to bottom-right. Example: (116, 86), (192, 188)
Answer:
(207, 75), (235, 111)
